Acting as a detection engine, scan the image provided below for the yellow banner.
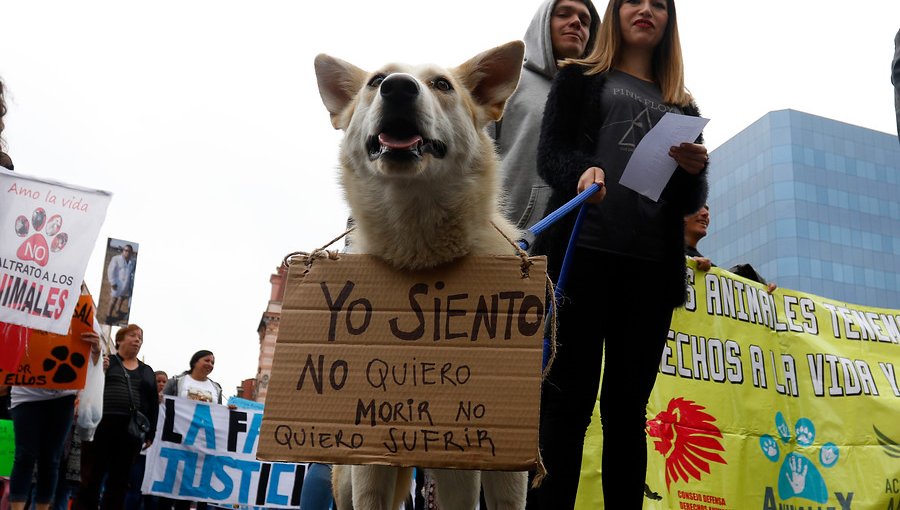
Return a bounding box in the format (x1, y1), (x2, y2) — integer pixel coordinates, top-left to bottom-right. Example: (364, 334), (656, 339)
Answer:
(577, 261), (900, 510)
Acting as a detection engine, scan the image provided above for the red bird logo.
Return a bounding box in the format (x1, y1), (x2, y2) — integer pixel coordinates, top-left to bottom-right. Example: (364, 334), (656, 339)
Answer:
(646, 397), (727, 489)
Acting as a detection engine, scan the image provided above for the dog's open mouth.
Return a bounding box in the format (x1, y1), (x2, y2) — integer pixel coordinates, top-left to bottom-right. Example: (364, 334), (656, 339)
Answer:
(366, 125), (446, 162)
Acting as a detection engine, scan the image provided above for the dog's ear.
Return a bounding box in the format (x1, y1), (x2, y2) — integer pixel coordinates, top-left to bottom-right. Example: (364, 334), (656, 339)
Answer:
(314, 54), (368, 130)
(454, 41), (525, 122)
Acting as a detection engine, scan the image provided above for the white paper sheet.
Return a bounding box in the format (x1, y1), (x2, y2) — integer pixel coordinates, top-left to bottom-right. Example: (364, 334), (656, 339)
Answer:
(619, 112), (709, 201)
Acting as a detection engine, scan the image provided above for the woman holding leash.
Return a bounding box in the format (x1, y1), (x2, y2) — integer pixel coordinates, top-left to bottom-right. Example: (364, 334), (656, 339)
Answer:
(532, 0), (708, 507)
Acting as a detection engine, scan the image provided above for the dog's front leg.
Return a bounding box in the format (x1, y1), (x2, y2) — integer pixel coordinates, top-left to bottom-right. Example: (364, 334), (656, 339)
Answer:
(332, 465), (353, 510)
(351, 465), (400, 510)
(481, 470), (527, 510)
(428, 468), (480, 510)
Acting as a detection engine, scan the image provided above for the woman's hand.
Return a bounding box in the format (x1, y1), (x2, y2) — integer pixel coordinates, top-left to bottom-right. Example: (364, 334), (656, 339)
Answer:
(669, 143), (708, 175)
(81, 331), (102, 364)
(577, 167), (607, 204)
(691, 256), (712, 272)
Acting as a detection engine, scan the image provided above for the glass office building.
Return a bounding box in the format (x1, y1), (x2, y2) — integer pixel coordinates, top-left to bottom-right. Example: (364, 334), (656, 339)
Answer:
(704, 109), (900, 309)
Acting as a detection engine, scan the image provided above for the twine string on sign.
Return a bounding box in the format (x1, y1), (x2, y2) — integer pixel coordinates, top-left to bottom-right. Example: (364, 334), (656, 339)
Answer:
(491, 222), (558, 379)
(532, 449), (548, 489)
(282, 227), (355, 274)
(492, 222), (534, 278)
(542, 272), (558, 380)
(493, 222), (558, 486)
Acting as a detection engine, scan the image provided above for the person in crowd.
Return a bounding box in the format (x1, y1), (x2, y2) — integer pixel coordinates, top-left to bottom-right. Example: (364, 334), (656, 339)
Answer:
(684, 204), (713, 270)
(297, 464), (333, 510)
(531, 0), (708, 507)
(684, 204), (777, 292)
(0, 79), (12, 171)
(0, 385), (8, 510)
(893, 28), (900, 142)
(74, 325), (158, 510)
(50, 417), (82, 510)
(154, 371), (168, 402)
(162, 351), (222, 404)
(157, 352), (221, 510)
(0, 386), (9, 420)
(124, 371), (169, 510)
(494, 0), (600, 246)
(0, 81), (9, 510)
(106, 245), (137, 324)
(9, 334), (101, 510)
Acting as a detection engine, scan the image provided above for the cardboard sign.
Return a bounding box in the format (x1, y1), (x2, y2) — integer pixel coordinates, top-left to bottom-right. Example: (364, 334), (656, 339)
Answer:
(0, 293), (95, 388)
(258, 254), (546, 471)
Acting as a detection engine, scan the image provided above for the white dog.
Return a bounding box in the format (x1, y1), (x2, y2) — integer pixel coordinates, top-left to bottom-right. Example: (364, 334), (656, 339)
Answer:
(314, 41), (528, 510)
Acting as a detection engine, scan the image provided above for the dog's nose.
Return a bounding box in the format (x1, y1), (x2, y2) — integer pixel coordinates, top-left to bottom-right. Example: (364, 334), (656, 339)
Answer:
(380, 74), (419, 104)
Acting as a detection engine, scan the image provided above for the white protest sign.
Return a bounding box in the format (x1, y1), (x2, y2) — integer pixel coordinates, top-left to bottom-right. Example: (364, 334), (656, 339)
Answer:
(619, 112), (709, 201)
(0, 169), (111, 334)
(143, 397), (309, 508)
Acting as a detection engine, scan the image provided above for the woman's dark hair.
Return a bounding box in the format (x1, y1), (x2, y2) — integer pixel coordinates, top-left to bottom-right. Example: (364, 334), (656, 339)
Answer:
(189, 350), (214, 371)
(0, 79), (6, 138)
(0, 78), (12, 171)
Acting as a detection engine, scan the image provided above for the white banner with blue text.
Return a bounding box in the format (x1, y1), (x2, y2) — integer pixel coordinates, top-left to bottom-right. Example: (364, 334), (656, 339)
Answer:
(142, 396), (308, 508)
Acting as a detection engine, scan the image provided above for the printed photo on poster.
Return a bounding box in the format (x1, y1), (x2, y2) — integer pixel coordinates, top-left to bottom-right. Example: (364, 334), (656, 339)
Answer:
(97, 238), (138, 326)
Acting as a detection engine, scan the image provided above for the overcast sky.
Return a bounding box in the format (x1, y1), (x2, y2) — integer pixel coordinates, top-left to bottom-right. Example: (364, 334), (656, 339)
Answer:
(3, 1), (899, 397)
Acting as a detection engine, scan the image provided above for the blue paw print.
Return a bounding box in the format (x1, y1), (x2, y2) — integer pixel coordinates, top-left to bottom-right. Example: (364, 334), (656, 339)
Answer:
(759, 412), (837, 504)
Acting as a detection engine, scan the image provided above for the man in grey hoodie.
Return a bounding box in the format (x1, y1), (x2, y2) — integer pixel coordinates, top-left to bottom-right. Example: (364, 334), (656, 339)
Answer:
(495, 0), (600, 246)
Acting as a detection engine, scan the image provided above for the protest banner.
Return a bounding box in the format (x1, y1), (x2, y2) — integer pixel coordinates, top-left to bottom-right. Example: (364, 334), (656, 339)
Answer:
(0, 169), (112, 335)
(575, 261), (900, 510)
(257, 254), (547, 471)
(0, 292), (95, 388)
(0, 419), (13, 477)
(142, 397), (309, 508)
(96, 238), (138, 326)
(228, 396), (265, 411)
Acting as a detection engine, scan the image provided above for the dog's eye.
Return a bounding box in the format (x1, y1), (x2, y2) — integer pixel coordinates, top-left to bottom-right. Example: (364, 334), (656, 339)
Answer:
(368, 74), (386, 88)
(432, 78), (453, 92)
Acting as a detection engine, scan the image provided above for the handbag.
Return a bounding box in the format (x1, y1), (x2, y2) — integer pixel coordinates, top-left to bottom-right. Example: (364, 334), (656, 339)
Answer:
(117, 355), (151, 442)
(128, 409), (151, 443)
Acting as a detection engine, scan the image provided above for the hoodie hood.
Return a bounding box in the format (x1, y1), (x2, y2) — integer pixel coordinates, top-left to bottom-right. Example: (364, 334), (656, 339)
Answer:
(523, 0), (600, 80)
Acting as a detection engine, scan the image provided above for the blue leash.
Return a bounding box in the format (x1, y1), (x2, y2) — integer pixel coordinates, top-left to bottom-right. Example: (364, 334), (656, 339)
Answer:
(518, 183), (603, 250)
(517, 183), (602, 370)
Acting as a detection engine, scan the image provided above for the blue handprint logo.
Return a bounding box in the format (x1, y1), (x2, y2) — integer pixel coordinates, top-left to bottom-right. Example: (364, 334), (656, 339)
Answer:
(759, 412), (838, 504)
(759, 435), (780, 461)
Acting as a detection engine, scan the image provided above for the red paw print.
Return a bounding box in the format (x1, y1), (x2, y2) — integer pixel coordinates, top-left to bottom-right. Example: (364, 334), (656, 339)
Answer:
(15, 208), (68, 267)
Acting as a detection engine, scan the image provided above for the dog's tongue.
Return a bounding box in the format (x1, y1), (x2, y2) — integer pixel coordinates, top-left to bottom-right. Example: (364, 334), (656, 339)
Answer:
(378, 133), (423, 150)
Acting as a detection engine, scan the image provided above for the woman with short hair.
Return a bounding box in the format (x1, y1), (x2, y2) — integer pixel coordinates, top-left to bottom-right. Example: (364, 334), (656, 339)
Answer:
(74, 324), (157, 510)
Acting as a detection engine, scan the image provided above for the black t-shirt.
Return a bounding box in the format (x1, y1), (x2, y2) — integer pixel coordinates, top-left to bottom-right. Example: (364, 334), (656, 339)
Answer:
(577, 70), (684, 260)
